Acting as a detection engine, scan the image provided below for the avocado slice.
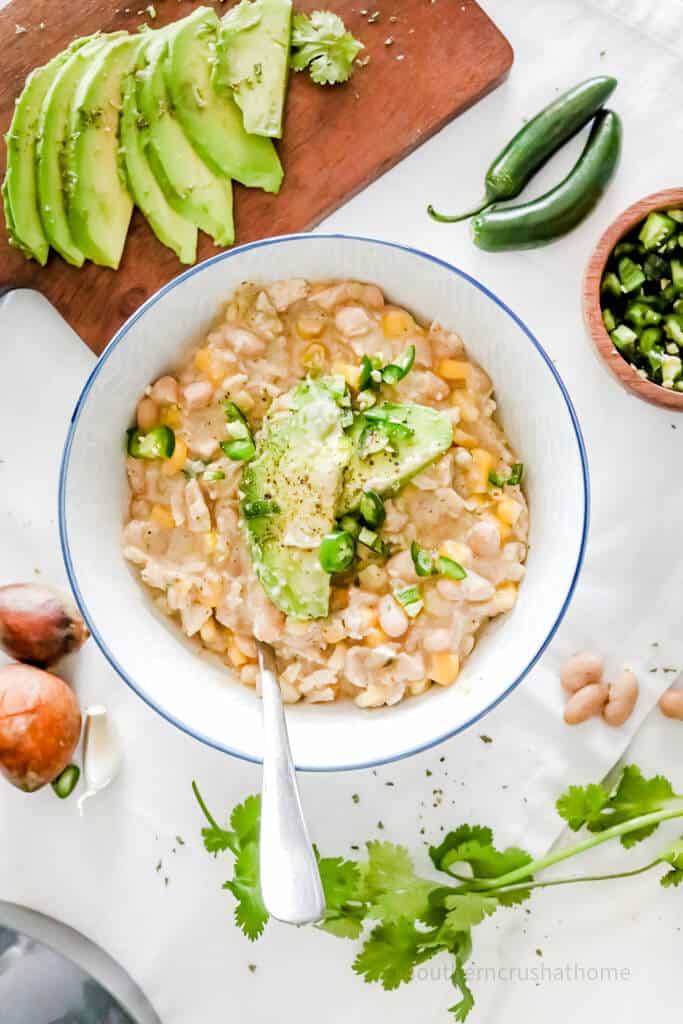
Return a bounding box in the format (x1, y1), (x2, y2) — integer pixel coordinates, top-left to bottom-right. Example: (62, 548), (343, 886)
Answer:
(216, 0), (292, 138)
(136, 32), (234, 247)
(3, 46), (77, 263)
(65, 35), (140, 268)
(241, 380), (352, 619)
(165, 6), (283, 192)
(36, 34), (117, 266)
(120, 72), (197, 264)
(340, 403), (454, 513)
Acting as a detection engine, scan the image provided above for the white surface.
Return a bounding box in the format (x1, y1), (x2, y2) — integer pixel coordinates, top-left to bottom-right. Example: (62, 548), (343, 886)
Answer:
(2, 0), (683, 1021)
(61, 235), (587, 771)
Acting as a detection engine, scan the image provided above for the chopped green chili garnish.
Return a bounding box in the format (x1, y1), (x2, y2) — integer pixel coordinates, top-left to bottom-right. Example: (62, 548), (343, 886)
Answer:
(639, 211), (676, 251)
(52, 763), (80, 799)
(618, 257), (646, 293)
(319, 531), (356, 573)
(410, 541), (435, 577)
(338, 514), (362, 538)
(359, 489), (386, 529)
(127, 425), (176, 460)
(221, 399), (255, 460)
(488, 463), (523, 488)
(381, 344), (416, 384)
(436, 555), (467, 581)
(221, 437), (256, 461)
(358, 526), (387, 556)
(202, 468), (226, 481)
(243, 499), (280, 519)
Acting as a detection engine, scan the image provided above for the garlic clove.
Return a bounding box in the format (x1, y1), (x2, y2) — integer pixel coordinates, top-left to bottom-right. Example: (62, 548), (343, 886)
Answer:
(77, 705), (121, 815)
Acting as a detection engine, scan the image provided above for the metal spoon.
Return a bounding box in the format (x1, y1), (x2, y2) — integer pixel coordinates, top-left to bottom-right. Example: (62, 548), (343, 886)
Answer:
(257, 640), (325, 925)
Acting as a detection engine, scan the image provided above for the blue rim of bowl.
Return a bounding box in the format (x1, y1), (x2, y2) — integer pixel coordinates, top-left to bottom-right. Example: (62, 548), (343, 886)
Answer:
(59, 233), (590, 772)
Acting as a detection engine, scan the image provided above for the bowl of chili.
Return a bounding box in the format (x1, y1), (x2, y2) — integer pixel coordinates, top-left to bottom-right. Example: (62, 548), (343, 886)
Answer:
(584, 187), (683, 409)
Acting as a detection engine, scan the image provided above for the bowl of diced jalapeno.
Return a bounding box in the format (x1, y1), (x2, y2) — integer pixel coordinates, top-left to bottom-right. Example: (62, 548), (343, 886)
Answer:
(584, 188), (683, 409)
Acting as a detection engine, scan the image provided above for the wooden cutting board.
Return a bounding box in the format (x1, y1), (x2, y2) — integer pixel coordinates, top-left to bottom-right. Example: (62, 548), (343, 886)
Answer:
(0, 0), (512, 354)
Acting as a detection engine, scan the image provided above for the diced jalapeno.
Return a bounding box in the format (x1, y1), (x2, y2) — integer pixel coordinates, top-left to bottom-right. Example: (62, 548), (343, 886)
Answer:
(127, 424), (176, 460)
(221, 437), (256, 461)
(643, 252), (669, 281)
(319, 531), (356, 573)
(617, 257), (646, 293)
(611, 323), (638, 353)
(625, 302), (661, 329)
(338, 514), (362, 538)
(508, 463), (524, 486)
(395, 585), (423, 618)
(664, 315), (683, 346)
(639, 327), (662, 354)
(671, 259), (683, 293)
(488, 471), (506, 488)
(601, 271), (622, 297)
(357, 526), (387, 556)
(381, 344), (416, 384)
(436, 555), (467, 581)
(51, 763), (80, 799)
(639, 211), (676, 251)
(202, 468), (226, 481)
(602, 308), (616, 332)
(410, 540), (435, 577)
(358, 355), (373, 391)
(243, 499), (280, 519)
(359, 489), (386, 529)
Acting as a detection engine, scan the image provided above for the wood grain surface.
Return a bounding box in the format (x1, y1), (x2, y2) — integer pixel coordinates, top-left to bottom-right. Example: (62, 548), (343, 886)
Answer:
(0, 0), (512, 353)
(583, 187), (683, 411)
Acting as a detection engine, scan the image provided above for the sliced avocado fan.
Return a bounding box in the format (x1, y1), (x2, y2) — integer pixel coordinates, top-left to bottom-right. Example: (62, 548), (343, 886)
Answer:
(136, 31), (234, 248)
(3, 44), (78, 264)
(241, 379), (352, 620)
(215, 0), (292, 139)
(242, 384), (454, 620)
(340, 402), (454, 512)
(120, 73), (198, 265)
(65, 35), (140, 268)
(165, 6), (283, 192)
(37, 33), (118, 266)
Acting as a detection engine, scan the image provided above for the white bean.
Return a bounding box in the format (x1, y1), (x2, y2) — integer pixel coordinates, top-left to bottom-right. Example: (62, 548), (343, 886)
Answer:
(564, 682), (609, 725)
(378, 595), (409, 638)
(150, 376), (179, 405)
(467, 519), (501, 557)
(603, 669), (639, 727)
(136, 397), (158, 431)
(659, 689), (683, 720)
(560, 651), (604, 693)
(423, 629), (453, 653)
(335, 305), (371, 337)
(182, 380), (214, 411)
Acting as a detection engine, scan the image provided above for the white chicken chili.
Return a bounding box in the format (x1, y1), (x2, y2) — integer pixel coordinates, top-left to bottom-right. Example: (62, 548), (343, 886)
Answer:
(122, 279), (529, 708)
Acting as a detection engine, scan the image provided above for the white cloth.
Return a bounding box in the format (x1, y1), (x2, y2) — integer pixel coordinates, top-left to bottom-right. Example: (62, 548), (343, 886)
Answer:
(2, 1), (683, 1020)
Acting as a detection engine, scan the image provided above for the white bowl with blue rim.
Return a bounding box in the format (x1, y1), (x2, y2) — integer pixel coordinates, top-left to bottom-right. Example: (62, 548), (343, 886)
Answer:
(60, 234), (589, 771)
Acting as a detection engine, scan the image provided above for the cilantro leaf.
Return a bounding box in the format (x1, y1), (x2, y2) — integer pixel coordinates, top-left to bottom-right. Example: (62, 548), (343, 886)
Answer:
(363, 840), (437, 924)
(660, 837), (683, 887)
(290, 11), (363, 85)
(557, 767), (681, 847)
(223, 842), (269, 940)
(442, 893), (499, 932)
(317, 853), (367, 938)
(556, 783), (610, 831)
(353, 919), (433, 989)
(201, 825), (235, 854)
(430, 825), (532, 880)
(230, 794), (261, 846)
(449, 957), (475, 1023)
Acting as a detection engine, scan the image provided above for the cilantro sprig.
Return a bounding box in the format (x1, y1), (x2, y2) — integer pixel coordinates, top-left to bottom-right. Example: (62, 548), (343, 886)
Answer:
(194, 765), (683, 1020)
(290, 11), (364, 85)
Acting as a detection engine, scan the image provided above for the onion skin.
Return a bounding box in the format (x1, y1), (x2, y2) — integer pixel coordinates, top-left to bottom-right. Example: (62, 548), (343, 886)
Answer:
(0, 664), (82, 792)
(0, 584), (89, 667)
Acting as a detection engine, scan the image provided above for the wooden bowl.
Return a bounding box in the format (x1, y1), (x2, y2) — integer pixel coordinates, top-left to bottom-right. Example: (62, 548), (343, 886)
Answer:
(584, 187), (683, 410)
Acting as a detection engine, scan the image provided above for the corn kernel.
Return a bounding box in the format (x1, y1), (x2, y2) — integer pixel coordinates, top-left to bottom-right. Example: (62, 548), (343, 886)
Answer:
(203, 531), (217, 555)
(497, 497), (522, 526)
(332, 360), (361, 390)
(302, 342), (327, 370)
(200, 617), (218, 645)
(226, 641), (248, 668)
(438, 359), (471, 383)
(408, 678), (431, 697)
(194, 347), (212, 373)
(296, 313), (324, 340)
(497, 520), (513, 542)
(429, 652), (461, 687)
(159, 404), (183, 429)
(439, 540), (471, 566)
(453, 428), (477, 449)
(382, 308), (414, 339)
(150, 504), (176, 530)
(495, 581), (518, 612)
(161, 436), (188, 477)
(469, 448), (493, 494)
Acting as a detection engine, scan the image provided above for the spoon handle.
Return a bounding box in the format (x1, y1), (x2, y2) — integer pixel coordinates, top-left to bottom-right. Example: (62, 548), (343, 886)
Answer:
(257, 642), (325, 925)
